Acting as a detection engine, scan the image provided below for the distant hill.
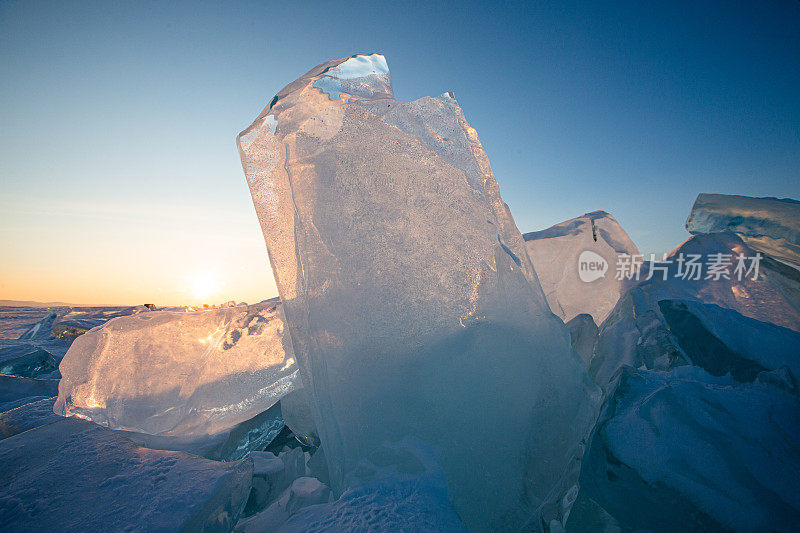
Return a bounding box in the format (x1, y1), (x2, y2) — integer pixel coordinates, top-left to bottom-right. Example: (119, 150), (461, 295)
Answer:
(0, 300), (122, 308)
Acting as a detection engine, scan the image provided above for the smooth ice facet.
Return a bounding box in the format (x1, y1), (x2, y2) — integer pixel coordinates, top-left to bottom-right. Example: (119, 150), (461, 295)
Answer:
(566, 313), (599, 368)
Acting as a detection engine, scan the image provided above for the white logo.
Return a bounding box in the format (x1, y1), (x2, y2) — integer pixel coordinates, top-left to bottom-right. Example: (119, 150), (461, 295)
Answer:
(578, 250), (608, 283)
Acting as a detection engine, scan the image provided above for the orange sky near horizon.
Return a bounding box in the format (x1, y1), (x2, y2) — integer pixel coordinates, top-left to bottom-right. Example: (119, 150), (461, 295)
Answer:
(0, 194), (279, 306)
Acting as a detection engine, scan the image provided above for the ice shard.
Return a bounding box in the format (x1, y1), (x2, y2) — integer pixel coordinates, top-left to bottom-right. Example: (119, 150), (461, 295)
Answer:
(590, 231), (800, 390)
(238, 53), (598, 530)
(523, 211), (640, 325)
(686, 193), (800, 269)
(55, 300), (298, 436)
(17, 312), (57, 340)
(0, 343), (59, 378)
(0, 397), (60, 440)
(565, 313), (599, 368)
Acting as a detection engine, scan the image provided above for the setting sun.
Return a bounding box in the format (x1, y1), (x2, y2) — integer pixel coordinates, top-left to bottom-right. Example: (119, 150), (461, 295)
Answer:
(189, 272), (221, 302)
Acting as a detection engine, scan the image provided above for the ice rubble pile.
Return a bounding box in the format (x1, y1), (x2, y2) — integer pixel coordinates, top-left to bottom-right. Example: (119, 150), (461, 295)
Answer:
(524, 210), (639, 324)
(564, 194), (800, 531)
(0, 312), (70, 380)
(239, 53), (598, 530)
(0, 342), (63, 378)
(17, 311), (57, 340)
(55, 299), (299, 437)
(3, 54), (798, 532)
(521, 195), (800, 531)
(0, 306), (159, 444)
(0, 307), (58, 338)
(250, 439), (467, 532)
(0, 312), (67, 444)
(0, 304), (317, 531)
(589, 231), (800, 390)
(0, 305), (154, 380)
(0, 311), (70, 446)
(242, 448), (307, 515)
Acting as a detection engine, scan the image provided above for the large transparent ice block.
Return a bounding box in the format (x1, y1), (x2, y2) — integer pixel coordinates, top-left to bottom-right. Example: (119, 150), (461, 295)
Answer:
(238, 54), (598, 530)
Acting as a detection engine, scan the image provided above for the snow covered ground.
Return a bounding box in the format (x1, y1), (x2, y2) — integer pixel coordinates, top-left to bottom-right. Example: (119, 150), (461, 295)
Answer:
(579, 366), (800, 531)
(0, 417), (254, 531)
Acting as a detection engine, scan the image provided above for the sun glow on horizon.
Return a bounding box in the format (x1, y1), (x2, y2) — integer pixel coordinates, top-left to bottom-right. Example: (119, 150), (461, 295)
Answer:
(189, 272), (221, 302)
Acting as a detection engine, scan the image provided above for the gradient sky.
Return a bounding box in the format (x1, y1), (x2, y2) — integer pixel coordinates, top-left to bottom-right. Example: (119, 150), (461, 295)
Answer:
(1, 0), (798, 305)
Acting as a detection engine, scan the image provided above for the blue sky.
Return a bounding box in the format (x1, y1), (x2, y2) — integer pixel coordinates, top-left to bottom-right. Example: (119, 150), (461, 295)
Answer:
(1, 0), (798, 304)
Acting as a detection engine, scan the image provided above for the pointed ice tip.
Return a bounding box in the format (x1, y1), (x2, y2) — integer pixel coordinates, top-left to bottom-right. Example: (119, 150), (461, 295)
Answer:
(328, 53), (389, 79)
(313, 53), (393, 101)
(586, 210), (611, 220)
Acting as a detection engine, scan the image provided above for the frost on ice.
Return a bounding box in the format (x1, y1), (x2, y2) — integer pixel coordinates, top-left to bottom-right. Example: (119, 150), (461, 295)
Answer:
(524, 210), (640, 325)
(55, 300), (299, 437)
(238, 53), (598, 530)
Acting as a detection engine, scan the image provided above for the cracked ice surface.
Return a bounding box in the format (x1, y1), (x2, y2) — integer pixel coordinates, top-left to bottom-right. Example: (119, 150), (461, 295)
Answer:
(238, 53), (598, 530)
